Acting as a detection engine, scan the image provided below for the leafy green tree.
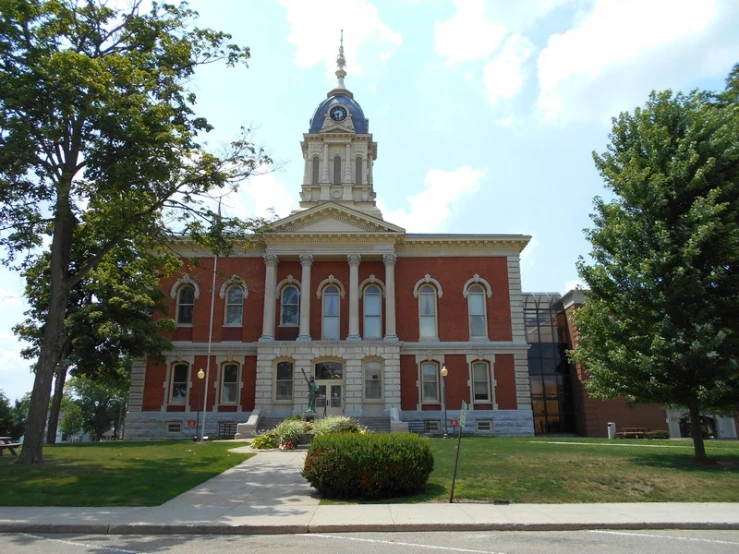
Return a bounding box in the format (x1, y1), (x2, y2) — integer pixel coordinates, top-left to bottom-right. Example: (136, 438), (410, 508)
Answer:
(59, 400), (83, 439)
(0, 392), (12, 437)
(0, 0), (268, 463)
(68, 357), (130, 441)
(571, 66), (739, 462)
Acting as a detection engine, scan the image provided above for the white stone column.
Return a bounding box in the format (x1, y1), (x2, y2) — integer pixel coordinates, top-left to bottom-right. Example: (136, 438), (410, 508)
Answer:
(260, 253), (279, 341)
(383, 253), (398, 341)
(347, 253), (361, 341)
(344, 143), (352, 183)
(297, 253), (313, 342)
(321, 142), (329, 183)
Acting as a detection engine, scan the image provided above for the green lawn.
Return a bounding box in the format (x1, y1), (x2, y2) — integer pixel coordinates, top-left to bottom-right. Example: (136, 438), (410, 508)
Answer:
(0, 441), (253, 507)
(409, 437), (739, 504)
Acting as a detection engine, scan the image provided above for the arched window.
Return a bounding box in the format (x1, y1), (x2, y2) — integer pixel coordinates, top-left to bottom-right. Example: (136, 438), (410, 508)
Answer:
(421, 361), (440, 403)
(177, 284), (195, 325)
(418, 284), (438, 339)
(467, 284), (487, 338)
(224, 286), (244, 325)
(275, 361), (293, 401)
(355, 156), (363, 185)
(221, 362), (239, 404)
(280, 285), (299, 326)
(333, 155), (342, 185)
(169, 362), (189, 404)
(363, 284), (382, 339)
(322, 285), (340, 340)
(312, 155), (320, 184)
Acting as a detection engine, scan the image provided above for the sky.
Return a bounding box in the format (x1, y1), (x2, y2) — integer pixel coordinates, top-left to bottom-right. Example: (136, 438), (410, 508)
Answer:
(1, 0), (738, 402)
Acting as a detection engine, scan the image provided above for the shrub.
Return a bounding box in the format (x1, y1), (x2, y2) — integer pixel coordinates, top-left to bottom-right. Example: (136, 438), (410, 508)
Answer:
(274, 418), (310, 446)
(251, 432), (277, 449)
(302, 432), (434, 500)
(311, 415), (364, 437)
(646, 430), (670, 439)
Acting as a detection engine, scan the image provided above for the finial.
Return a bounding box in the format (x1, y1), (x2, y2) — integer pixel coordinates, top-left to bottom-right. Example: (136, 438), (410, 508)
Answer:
(335, 29), (346, 89)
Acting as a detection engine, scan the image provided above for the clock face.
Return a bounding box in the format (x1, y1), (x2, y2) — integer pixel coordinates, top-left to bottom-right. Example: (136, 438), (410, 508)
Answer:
(330, 106), (347, 122)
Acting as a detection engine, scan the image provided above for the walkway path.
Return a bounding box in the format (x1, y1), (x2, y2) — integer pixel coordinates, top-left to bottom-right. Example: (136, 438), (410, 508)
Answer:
(1, 446), (738, 535)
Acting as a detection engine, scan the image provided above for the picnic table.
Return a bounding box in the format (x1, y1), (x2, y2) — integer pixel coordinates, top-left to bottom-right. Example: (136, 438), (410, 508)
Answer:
(0, 436), (21, 456)
(615, 427), (649, 439)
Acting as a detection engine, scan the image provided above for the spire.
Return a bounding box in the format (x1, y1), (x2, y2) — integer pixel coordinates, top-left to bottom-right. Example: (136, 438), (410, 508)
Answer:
(335, 29), (347, 89)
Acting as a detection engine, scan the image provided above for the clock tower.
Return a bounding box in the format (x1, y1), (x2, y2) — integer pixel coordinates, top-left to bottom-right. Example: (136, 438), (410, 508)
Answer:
(298, 32), (382, 219)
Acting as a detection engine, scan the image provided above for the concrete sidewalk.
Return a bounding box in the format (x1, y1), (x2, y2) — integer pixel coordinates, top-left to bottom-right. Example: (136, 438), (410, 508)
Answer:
(1, 446), (738, 535)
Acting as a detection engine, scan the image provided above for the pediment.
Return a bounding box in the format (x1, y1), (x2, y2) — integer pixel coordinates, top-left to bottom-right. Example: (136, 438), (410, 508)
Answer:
(269, 203), (405, 235)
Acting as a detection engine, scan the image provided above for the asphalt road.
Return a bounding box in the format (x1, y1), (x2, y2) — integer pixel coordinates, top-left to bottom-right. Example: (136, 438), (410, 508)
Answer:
(3, 530), (739, 554)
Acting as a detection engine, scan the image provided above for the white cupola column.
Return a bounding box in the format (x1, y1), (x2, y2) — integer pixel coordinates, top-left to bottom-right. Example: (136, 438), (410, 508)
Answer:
(344, 143), (352, 183)
(260, 254), (279, 341)
(321, 142), (329, 183)
(297, 254), (313, 342)
(347, 253), (361, 341)
(383, 253), (398, 341)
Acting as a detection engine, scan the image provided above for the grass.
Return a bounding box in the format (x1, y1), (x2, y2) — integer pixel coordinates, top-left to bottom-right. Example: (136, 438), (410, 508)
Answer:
(325, 436), (739, 504)
(0, 440), (253, 507)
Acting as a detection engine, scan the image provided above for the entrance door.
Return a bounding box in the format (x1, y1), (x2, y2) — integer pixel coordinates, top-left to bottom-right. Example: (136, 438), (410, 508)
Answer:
(315, 361), (344, 416)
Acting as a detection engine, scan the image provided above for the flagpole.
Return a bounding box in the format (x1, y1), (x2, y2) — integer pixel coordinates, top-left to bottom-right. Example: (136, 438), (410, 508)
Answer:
(200, 200), (220, 441)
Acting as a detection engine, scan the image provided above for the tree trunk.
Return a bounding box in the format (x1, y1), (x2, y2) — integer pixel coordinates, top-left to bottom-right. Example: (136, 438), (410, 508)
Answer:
(689, 404), (708, 462)
(18, 186), (75, 464)
(46, 364), (69, 444)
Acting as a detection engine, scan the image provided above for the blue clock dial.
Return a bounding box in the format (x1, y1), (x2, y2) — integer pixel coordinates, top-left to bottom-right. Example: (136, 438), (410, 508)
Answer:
(330, 106), (347, 122)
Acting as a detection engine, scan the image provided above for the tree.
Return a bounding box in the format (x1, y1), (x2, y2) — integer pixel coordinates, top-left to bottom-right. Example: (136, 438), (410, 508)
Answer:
(59, 399), (83, 439)
(571, 65), (739, 462)
(68, 357), (130, 441)
(0, 392), (12, 437)
(0, 1), (268, 463)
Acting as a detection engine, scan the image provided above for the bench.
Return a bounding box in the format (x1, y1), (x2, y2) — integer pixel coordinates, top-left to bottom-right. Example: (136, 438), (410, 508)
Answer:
(616, 427), (649, 439)
(0, 442), (20, 456)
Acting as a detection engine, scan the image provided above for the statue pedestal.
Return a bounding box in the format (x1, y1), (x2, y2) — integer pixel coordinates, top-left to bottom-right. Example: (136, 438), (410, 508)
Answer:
(302, 412), (316, 423)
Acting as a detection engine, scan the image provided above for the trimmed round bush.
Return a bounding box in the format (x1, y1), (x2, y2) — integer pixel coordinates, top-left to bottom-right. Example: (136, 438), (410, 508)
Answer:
(301, 432), (434, 499)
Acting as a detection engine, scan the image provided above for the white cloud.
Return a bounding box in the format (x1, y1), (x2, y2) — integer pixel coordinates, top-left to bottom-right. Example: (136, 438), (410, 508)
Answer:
(496, 114), (516, 128)
(221, 171), (297, 221)
(563, 278), (585, 293)
(535, 0), (739, 122)
(379, 166), (486, 232)
(281, 0), (402, 78)
(482, 34), (535, 104)
(434, 0), (506, 66)
(0, 289), (21, 309)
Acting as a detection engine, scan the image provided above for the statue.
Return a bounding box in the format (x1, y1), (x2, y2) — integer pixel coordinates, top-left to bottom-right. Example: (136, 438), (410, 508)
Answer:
(301, 368), (320, 414)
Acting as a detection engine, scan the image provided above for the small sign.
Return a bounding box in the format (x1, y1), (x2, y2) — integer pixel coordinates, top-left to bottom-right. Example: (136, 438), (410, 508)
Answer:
(459, 400), (469, 428)
(450, 419), (458, 427)
(187, 419), (197, 427)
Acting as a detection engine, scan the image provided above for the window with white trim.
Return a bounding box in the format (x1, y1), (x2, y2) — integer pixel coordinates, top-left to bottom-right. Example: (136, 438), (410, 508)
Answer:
(364, 360), (383, 400)
(419, 284), (438, 339)
(275, 361), (293, 401)
(280, 285), (299, 326)
(322, 285), (340, 340)
(177, 284), (195, 325)
(224, 286), (244, 325)
(468, 284), (487, 338)
(169, 363), (189, 404)
(472, 361), (491, 402)
(421, 361), (440, 403)
(363, 284), (382, 339)
(221, 363), (239, 404)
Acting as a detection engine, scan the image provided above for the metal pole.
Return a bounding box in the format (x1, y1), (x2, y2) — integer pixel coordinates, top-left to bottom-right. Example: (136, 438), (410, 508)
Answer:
(449, 421), (463, 503)
(196, 377), (204, 440)
(443, 375), (448, 438)
(200, 248), (219, 442)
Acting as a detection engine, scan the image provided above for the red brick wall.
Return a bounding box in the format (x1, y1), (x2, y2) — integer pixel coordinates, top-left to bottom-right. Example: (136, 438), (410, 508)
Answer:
(494, 354), (517, 409)
(394, 256), (511, 342)
(143, 358), (166, 411)
(400, 355), (418, 410)
(242, 355), (257, 411)
(444, 354), (470, 410)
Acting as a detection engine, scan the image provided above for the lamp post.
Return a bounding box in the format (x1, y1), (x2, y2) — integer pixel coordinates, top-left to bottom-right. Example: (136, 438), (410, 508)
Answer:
(195, 369), (205, 441)
(441, 365), (448, 438)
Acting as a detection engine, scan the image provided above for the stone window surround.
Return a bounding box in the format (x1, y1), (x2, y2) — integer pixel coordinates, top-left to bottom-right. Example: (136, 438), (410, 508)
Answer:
(162, 354), (195, 411)
(273, 357), (295, 403)
(171, 276), (199, 328)
(466, 353), (497, 409)
(276, 276), (301, 327)
(362, 356), (384, 403)
(219, 276), (248, 327)
(415, 353), (445, 409)
(216, 357), (242, 409)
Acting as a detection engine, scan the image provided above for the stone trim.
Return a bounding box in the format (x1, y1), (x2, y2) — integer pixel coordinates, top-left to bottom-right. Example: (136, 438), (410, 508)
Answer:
(462, 274), (493, 298)
(169, 275), (200, 299)
(316, 274), (346, 298)
(218, 276), (248, 300)
(412, 274), (444, 298)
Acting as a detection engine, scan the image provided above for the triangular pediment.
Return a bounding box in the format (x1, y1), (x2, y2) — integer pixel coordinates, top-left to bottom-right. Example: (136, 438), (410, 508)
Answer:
(269, 203), (405, 235)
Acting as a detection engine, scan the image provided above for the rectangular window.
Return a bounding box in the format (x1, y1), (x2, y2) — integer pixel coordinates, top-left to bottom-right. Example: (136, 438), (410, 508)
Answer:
(322, 287), (340, 340)
(472, 361), (490, 401)
(421, 361), (439, 403)
(363, 285), (382, 339)
(468, 292), (486, 337)
(167, 422), (182, 433)
(364, 361), (383, 400)
(275, 361), (293, 401)
(221, 363), (239, 404)
(419, 288), (437, 338)
(225, 287), (243, 325)
(281, 286), (299, 326)
(170, 363), (188, 404)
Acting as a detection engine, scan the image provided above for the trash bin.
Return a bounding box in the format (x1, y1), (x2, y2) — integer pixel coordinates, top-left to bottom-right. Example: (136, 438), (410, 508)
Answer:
(607, 422), (617, 439)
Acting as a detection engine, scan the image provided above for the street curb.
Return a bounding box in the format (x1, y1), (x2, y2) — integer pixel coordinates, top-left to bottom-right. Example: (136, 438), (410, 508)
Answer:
(3, 522), (739, 535)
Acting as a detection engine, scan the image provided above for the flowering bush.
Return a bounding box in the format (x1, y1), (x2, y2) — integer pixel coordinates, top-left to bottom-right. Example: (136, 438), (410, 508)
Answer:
(279, 440), (296, 451)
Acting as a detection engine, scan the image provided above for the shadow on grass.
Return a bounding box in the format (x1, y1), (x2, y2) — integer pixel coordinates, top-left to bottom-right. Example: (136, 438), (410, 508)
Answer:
(626, 451), (739, 472)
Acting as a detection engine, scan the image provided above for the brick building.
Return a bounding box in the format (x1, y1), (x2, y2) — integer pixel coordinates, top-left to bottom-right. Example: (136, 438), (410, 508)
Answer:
(125, 42), (736, 441)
